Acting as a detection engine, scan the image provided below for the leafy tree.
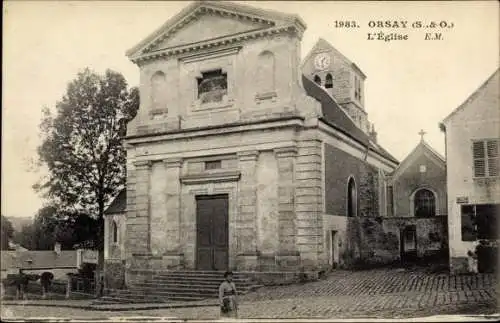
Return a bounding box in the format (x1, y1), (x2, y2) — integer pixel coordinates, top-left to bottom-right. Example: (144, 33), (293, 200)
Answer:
(1, 215), (15, 250)
(12, 206), (57, 250)
(14, 224), (36, 250)
(34, 69), (139, 255)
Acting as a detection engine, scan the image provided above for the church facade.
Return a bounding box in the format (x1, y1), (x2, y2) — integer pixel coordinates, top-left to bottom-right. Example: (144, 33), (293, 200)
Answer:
(104, 1), (401, 286)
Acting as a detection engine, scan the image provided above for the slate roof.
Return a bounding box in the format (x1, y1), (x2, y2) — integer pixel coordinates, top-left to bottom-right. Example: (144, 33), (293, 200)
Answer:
(1, 251), (78, 270)
(104, 189), (126, 215)
(301, 74), (399, 164)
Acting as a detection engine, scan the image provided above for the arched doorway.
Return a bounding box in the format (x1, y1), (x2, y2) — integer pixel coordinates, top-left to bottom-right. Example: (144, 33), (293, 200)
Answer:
(413, 189), (436, 217)
(347, 177), (357, 217)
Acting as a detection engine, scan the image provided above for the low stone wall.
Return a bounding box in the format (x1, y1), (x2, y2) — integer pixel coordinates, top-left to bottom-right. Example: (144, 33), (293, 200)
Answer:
(104, 260), (126, 289)
(342, 216), (448, 269)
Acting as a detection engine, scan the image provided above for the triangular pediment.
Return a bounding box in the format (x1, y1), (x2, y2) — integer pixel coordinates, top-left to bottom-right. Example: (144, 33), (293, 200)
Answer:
(390, 141), (445, 182)
(150, 13), (269, 52)
(127, 1), (306, 60)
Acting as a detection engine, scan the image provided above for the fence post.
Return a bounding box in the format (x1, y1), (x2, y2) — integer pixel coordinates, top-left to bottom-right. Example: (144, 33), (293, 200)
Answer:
(65, 275), (71, 299)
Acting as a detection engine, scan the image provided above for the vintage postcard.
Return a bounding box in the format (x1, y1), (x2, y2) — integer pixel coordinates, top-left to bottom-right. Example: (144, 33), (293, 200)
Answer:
(1, 1), (499, 322)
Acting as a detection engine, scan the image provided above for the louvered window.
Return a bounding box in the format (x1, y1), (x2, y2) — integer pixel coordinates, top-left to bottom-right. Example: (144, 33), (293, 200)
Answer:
(473, 139), (500, 177)
(325, 73), (333, 89)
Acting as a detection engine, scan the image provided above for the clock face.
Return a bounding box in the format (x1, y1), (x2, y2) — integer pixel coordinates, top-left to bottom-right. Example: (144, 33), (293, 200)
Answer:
(314, 53), (331, 70)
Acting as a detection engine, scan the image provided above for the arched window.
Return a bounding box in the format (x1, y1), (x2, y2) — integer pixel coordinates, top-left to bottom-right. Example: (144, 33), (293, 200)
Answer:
(414, 189), (436, 217)
(256, 51), (275, 94)
(151, 71), (167, 109)
(112, 220), (119, 244)
(347, 177), (357, 217)
(325, 73), (333, 89)
(314, 75), (322, 86)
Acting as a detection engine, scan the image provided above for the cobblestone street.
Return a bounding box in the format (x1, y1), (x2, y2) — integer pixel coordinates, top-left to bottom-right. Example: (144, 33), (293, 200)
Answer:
(1, 269), (498, 320)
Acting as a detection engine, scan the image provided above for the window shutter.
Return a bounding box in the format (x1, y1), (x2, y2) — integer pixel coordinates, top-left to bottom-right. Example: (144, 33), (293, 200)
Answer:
(486, 140), (499, 158)
(473, 141), (486, 177)
(486, 140), (499, 177)
(473, 141), (485, 158)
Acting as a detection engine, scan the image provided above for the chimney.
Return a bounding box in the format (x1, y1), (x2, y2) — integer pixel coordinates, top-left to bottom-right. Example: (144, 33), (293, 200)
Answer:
(369, 123), (378, 143)
(54, 242), (61, 256)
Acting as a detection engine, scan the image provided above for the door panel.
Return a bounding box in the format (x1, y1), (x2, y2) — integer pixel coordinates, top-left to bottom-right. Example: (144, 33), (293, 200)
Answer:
(400, 225), (417, 265)
(196, 195), (229, 270)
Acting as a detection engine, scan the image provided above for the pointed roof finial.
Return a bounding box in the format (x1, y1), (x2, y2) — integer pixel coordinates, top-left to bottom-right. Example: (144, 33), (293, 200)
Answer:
(418, 129), (427, 141)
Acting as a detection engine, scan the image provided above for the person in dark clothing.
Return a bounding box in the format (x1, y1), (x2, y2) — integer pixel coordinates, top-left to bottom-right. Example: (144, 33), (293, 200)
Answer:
(218, 271), (238, 319)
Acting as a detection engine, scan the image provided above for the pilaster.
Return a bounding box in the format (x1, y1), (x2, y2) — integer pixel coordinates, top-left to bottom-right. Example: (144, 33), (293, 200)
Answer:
(274, 146), (300, 269)
(149, 161), (168, 256)
(236, 150), (259, 270)
(130, 160), (152, 255)
(163, 157), (184, 267)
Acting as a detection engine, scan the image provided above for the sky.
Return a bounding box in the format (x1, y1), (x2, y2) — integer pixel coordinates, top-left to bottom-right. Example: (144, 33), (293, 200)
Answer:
(2, 1), (499, 219)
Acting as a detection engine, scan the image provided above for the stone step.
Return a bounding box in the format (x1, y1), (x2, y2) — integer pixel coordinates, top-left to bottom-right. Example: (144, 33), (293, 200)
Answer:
(132, 270), (243, 276)
(101, 290), (206, 303)
(99, 271), (261, 304)
(107, 287), (217, 298)
(150, 271), (251, 279)
(152, 277), (251, 284)
(110, 288), (218, 298)
(95, 294), (165, 304)
(131, 282), (259, 292)
(146, 278), (254, 287)
(135, 280), (260, 288)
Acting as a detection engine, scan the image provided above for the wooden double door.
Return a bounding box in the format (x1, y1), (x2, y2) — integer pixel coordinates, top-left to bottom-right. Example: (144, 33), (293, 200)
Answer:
(196, 195), (229, 271)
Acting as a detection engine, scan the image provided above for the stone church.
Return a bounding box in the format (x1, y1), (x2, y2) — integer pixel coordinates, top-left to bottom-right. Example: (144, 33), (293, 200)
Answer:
(103, 1), (406, 286)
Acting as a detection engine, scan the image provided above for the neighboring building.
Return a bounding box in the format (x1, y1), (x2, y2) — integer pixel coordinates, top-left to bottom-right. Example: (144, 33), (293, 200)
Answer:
(441, 69), (499, 273)
(0, 248), (79, 280)
(103, 190), (127, 288)
(384, 134), (448, 265)
(109, 0), (399, 287)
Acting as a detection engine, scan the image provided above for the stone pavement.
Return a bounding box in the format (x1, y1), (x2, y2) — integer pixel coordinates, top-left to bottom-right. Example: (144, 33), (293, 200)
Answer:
(1, 269), (498, 320)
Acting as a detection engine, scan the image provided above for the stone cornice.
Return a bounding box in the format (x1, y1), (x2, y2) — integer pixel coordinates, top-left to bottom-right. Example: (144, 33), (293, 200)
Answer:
(179, 46), (242, 64)
(133, 160), (152, 169)
(163, 158), (183, 168)
(142, 6), (277, 54)
(131, 24), (302, 65)
(237, 150), (259, 161)
(125, 115), (304, 145)
(274, 146), (298, 158)
(180, 170), (241, 185)
(127, 1), (306, 60)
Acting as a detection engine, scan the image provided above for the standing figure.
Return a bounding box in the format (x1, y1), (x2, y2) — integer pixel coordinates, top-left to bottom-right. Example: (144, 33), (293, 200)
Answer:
(40, 272), (54, 299)
(16, 269), (28, 300)
(218, 271), (238, 319)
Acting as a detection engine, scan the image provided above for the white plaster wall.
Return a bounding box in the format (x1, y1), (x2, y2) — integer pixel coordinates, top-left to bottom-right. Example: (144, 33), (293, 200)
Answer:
(445, 72), (500, 260)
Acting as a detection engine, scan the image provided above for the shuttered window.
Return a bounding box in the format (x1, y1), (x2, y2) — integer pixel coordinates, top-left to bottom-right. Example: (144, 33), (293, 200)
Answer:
(473, 140), (499, 177)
